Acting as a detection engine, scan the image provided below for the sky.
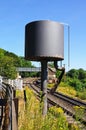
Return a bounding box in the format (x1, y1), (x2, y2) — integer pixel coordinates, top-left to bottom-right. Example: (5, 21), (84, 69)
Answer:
(0, 0), (86, 71)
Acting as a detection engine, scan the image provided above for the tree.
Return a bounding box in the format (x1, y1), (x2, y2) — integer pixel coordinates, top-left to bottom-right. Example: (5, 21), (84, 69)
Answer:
(3, 64), (17, 79)
(0, 48), (39, 78)
(19, 57), (34, 77)
(68, 78), (82, 91)
(78, 68), (86, 80)
(66, 69), (79, 79)
(2, 56), (17, 79)
(0, 48), (19, 79)
(19, 56), (32, 67)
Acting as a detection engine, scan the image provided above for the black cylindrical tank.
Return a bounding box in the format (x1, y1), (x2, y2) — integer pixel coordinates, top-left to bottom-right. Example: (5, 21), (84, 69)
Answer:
(25, 20), (64, 61)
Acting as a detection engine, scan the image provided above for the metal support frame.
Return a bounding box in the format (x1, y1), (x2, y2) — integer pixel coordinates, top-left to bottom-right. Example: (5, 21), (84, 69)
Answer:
(50, 61), (65, 93)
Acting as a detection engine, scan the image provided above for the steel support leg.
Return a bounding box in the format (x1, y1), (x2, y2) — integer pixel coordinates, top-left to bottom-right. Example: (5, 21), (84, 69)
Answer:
(41, 61), (48, 115)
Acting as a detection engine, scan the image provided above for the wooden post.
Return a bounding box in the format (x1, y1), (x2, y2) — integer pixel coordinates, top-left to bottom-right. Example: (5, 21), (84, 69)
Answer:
(24, 90), (27, 102)
(13, 90), (16, 98)
(12, 98), (18, 130)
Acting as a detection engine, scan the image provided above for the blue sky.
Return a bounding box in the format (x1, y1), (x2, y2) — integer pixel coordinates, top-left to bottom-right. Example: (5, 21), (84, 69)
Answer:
(0, 0), (86, 70)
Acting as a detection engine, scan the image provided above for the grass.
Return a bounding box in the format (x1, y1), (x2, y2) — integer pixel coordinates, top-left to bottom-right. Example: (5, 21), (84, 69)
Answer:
(48, 82), (86, 101)
(16, 86), (81, 130)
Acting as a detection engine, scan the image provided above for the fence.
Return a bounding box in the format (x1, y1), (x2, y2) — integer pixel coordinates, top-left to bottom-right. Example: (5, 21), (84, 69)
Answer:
(0, 80), (19, 130)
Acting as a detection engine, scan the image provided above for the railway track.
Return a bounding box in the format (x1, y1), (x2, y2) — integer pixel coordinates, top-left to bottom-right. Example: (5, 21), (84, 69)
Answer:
(53, 91), (86, 107)
(27, 81), (86, 129)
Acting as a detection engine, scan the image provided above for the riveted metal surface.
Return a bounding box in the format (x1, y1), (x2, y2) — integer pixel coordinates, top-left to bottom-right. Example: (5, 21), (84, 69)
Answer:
(25, 20), (64, 61)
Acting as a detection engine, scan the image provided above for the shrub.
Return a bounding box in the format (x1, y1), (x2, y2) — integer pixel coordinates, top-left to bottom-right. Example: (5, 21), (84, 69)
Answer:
(18, 87), (81, 130)
(68, 78), (82, 91)
(76, 90), (86, 100)
(74, 106), (85, 121)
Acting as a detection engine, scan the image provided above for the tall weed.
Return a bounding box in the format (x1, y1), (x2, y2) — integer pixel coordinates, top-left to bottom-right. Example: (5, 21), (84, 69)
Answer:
(18, 87), (81, 130)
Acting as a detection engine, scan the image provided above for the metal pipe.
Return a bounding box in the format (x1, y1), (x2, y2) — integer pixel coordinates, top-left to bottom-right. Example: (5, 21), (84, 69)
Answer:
(54, 60), (58, 70)
(60, 22), (70, 70)
(68, 25), (70, 70)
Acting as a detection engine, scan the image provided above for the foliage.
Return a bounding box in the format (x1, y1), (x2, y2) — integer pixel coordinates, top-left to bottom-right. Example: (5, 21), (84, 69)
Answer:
(0, 48), (34, 79)
(76, 90), (86, 100)
(0, 53), (17, 79)
(18, 56), (38, 77)
(58, 82), (77, 97)
(19, 56), (32, 77)
(68, 78), (82, 91)
(56, 70), (61, 78)
(57, 80), (86, 100)
(66, 68), (86, 91)
(48, 67), (86, 100)
(78, 68), (86, 80)
(19, 56), (32, 67)
(48, 62), (54, 68)
(18, 87), (81, 130)
(48, 83), (55, 88)
(66, 69), (79, 79)
(74, 106), (85, 121)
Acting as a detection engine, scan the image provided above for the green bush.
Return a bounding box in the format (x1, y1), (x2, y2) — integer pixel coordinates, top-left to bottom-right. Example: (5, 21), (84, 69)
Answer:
(68, 78), (82, 91)
(76, 90), (86, 100)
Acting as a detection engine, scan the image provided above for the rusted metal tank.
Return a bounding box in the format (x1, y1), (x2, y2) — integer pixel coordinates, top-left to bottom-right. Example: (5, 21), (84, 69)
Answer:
(25, 20), (64, 61)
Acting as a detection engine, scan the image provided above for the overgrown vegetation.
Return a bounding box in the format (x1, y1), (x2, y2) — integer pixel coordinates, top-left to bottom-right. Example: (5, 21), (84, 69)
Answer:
(17, 87), (81, 130)
(48, 67), (86, 100)
(64, 69), (86, 100)
(0, 48), (38, 79)
(66, 68), (86, 91)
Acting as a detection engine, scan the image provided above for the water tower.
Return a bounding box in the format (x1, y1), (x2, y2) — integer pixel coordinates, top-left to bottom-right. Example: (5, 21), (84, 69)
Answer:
(25, 20), (64, 115)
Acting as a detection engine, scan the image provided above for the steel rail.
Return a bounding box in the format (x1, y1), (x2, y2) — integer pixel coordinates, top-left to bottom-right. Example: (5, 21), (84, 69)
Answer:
(54, 91), (86, 107)
(28, 82), (86, 125)
(31, 82), (86, 108)
(47, 88), (86, 107)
